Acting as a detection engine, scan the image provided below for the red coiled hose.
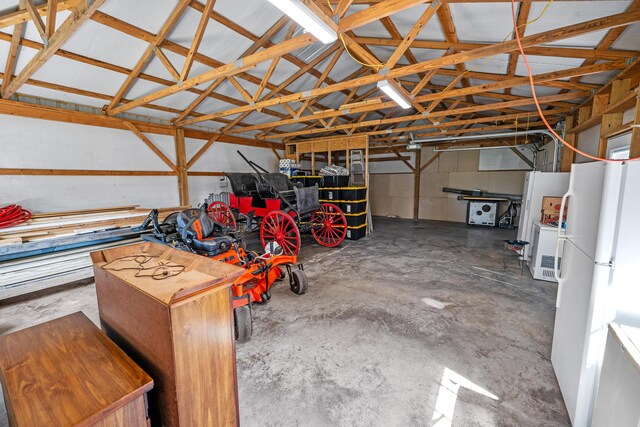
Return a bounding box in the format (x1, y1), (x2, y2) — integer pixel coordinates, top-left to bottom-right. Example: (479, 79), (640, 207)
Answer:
(0, 205), (32, 229)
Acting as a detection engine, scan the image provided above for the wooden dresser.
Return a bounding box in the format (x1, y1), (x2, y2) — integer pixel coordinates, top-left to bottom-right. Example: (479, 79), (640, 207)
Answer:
(91, 242), (244, 427)
(0, 312), (153, 426)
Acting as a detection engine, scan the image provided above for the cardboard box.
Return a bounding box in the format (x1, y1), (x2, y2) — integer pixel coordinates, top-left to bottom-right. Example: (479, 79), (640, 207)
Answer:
(542, 196), (563, 212)
(540, 196), (567, 224)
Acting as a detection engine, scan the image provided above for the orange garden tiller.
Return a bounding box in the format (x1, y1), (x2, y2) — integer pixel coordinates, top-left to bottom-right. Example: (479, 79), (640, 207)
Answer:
(210, 151), (348, 255)
(136, 208), (308, 342)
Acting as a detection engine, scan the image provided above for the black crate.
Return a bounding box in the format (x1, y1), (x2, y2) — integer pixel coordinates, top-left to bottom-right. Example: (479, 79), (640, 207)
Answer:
(319, 188), (340, 201)
(290, 176), (306, 186)
(341, 200), (366, 214)
(345, 212), (367, 227)
(341, 187), (367, 200)
(307, 177), (323, 187)
(346, 224), (367, 240)
(321, 175), (349, 187)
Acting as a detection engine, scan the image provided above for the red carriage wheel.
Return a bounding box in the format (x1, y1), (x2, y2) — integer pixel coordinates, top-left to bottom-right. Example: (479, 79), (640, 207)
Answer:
(260, 210), (301, 255)
(311, 203), (347, 247)
(208, 201), (237, 230)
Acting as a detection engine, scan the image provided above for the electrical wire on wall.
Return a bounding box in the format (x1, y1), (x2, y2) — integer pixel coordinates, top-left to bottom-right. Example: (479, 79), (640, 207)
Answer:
(509, 0), (639, 162)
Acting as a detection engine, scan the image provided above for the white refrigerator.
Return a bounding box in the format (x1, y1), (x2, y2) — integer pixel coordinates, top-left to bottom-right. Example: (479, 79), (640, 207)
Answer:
(551, 161), (640, 427)
(517, 171), (570, 261)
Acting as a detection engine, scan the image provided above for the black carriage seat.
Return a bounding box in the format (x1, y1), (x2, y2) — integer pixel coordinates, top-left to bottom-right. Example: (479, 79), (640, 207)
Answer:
(224, 173), (259, 197)
(176, 209), (233, 255)
(294, 185), (321, 215)
(254, 173), (302, 207)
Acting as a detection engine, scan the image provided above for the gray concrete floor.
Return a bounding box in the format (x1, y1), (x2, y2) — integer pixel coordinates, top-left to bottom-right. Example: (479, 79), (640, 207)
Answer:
(0, 217), (569, 426)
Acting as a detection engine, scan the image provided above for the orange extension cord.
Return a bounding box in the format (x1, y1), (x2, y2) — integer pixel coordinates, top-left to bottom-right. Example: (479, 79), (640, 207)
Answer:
(509, 0), (639, 162)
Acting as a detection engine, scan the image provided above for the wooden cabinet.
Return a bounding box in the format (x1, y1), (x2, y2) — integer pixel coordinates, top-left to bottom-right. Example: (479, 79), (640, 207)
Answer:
(0, 312), (153, 427)
(91, 242), (245, 427)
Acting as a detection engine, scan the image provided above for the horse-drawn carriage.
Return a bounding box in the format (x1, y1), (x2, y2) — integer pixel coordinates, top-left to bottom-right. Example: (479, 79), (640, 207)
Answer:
(207, 152), (347, 255)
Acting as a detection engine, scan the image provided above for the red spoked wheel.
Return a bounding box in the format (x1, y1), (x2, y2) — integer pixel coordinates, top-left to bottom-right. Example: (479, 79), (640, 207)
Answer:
(207, 201), (237, 230)
(260, 210), (301, 255)
(311, 203), (347, 247)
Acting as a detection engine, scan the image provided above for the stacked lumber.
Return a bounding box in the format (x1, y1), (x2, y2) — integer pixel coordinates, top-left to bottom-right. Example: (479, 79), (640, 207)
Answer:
(0, 205), (185, 299)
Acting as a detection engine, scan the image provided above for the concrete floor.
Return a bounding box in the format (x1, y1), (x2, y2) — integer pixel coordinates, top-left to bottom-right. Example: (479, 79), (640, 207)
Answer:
(0, 217), (570, 426)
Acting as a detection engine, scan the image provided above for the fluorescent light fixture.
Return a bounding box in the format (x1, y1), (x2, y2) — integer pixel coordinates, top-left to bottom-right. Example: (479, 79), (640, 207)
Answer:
(267, 0), (337, 44)
(377, 79), (411, 109)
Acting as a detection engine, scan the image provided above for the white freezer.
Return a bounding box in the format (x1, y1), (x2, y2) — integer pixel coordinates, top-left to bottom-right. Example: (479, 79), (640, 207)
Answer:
(517, 171), (569, 261)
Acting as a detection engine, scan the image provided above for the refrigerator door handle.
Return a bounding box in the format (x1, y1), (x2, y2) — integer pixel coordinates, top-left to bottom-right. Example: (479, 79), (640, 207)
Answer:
(554, 190), (572, 307)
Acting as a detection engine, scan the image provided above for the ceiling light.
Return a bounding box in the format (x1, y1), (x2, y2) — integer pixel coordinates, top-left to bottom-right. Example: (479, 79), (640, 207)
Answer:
(377, 79), (411, 109)
(267, 0), (337, 44)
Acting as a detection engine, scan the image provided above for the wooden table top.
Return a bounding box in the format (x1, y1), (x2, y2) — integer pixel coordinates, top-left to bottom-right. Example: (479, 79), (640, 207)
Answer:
(91, 241), (244, 305)
(0, 312), (153, 427)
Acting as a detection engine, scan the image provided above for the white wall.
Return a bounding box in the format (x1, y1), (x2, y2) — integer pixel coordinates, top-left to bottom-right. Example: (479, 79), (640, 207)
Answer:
(187, 140), (280, 206)
(0, 115), (277, 212)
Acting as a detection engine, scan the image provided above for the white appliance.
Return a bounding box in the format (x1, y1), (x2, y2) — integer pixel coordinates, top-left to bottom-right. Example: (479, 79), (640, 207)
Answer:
(592, 323), (640, 427)
(517, 171), (570, 261)
(528, 221), (564, 282)
(551, 161), (640, 427)
(467, 201), (497, 226)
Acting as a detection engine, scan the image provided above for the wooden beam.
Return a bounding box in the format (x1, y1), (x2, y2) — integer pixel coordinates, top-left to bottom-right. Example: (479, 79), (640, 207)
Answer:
(436, 2), (473, 103)
(24, 0), (48, 42)
(510, 147), (534, 168)
(2, 0), (26, 96)
(419, 151), (442, 173)
(186, 134), (219, 170)
(181, 10), (640, 126)
(45, 0), (58, 39)
(2, 0), (106, 99)
(560, 115), (576, 171)
(353, 37), (639, 61)
(382, 1), (441, 70)
(175, 128), (189, 206)
(335, 0), (354, 17)
(505, 2), (531, 94)
(180, 0), (216, 82)
(155, 47), (181, 81)
(0, 0), (77, 29)
(0, 168), (176, 176)
(106, 0), (191, 111)
(124, 121), (177, 171)
(109, 34), (316, 115)
(227, 75), (254, 104)
(394, 149), (415, 171)
(339, 0), (429, 32)
(249, 89), (589, 139)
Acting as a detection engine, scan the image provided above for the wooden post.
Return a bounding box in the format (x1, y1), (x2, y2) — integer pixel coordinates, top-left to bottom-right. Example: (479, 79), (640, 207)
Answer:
(175, 128), (189, 206)
(630, 92), (640, 159)
(413, 148), (421, 220)
(560, 115), (576, 172)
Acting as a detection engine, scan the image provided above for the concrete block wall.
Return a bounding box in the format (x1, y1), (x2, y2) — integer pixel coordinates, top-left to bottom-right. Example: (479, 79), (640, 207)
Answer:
(370, 147), (528, 222)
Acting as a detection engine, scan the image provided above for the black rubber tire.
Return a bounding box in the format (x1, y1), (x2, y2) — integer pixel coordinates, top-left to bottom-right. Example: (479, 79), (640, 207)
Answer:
(234, 306), (252, 342)
(290, 269), (308, 295)
(275, 268), (286, 282)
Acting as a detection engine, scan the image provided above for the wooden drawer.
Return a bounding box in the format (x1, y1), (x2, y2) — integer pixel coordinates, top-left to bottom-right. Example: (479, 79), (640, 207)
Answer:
(0, 312), (153, 427)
